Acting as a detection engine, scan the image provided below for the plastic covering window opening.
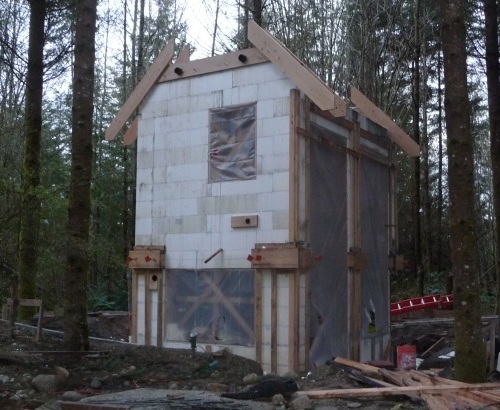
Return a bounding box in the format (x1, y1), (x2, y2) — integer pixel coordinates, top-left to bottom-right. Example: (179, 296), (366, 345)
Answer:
(209, 102), (257, 182)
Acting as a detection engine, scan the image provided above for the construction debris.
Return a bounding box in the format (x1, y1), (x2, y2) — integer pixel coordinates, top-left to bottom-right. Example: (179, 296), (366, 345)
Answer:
(298, 357), (500, 409)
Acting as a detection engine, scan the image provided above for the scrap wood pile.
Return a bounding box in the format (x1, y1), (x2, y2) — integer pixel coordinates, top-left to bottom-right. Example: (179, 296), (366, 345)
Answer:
(299, 357), (500, 409)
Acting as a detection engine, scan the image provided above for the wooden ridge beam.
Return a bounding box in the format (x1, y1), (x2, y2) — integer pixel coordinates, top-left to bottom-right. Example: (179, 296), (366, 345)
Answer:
(350, 86), (420, 157)
(105, 38), (175, 141)
(248, 20), (347, 117)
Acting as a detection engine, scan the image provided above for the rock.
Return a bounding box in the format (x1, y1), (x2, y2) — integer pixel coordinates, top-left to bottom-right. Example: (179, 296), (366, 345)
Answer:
(347, 402), (362, 408)
(10, 389), (34, 400)
(31, 375), (60, 392)
(123, 380), (131, 387)
(168, 381), (179, 389)
(61, 391), (85, 401)
(90, 377), (102, 389)
(34, 400), (62, 410)
(206, 382), (228, 393)
(282, 371), (299, 380)
(272, 393), (285, 406)
(289, 395), (313, 410)
(0, 375), (10, 385)
(31, 366), (69, 392)
(242, 372), (259, 385)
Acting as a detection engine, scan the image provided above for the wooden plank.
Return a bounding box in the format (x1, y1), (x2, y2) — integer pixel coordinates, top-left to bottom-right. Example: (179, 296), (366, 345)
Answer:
(250, 244), (315, 269)
(288, 271), (299, 372)
(231, 215), (258, 228)
(123, 117), (138, 146)
(145, 276), (151, 345)
(175, 45), (190, 63)
(248, 20), (347, 117)
(347, 120), (362, 362)
(61, 403), (130, 410)
(289, 89), (300, 242)
(334, 357), (382, 379)
(271, 270), (278, 374)
(254, 271), (263, 364)
(128, 248), (165, 269)
(7, 298), (42, 307)
(299, 383), (500, 399)
(350, 86), (420, 157)
(160, 47), (268, 83)
(157, 272), (163, 348)
(105, 39), (175, 141)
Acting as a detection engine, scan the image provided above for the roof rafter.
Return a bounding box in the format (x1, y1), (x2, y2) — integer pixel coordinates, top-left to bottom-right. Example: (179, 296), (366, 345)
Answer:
(247, 20), (347, 118)
(105, 38), (176, 141)
(350, 86), (420, 157)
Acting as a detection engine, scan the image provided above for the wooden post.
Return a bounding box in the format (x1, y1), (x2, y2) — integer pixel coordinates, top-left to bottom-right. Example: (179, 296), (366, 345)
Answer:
(271, 270), (278, 373)
(255, 270), (263, 364)
(8, 283), (18, 339)
(347, 121), (362, 361)
(289, 89), (301, 243)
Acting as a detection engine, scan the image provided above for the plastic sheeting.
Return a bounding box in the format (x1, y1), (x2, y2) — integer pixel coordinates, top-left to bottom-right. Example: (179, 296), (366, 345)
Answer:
(208, 103), (256, 182)
(308, 121), (391, 366)
(166, 269), (254, 346)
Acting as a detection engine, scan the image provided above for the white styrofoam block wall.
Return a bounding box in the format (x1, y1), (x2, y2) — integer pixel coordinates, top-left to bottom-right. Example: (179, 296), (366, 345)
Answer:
(136, 275), (146, 344)
(137, 62), (294, 267)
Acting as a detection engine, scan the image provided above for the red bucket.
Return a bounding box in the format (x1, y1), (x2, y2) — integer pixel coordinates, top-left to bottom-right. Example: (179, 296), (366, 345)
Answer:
(397, 345), (416, 370)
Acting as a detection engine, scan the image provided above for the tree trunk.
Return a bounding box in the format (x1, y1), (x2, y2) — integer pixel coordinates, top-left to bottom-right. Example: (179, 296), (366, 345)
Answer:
(18, 0), (47, 321)
(412, 0), (423, 295)
(483, 0), (500, 315)
(63, 0), (97, 351)
(441, 0), (485, 382)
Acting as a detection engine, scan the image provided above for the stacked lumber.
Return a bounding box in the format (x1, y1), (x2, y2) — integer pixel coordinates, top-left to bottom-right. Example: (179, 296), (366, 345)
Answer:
(298, 357), (500, 409)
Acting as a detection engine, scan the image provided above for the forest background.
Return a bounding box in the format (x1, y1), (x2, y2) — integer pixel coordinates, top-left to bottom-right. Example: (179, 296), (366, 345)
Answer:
(0, 0), (498, 350)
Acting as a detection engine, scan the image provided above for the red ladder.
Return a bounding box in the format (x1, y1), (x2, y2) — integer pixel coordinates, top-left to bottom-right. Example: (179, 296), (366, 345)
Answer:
(391, 294), (453, 316)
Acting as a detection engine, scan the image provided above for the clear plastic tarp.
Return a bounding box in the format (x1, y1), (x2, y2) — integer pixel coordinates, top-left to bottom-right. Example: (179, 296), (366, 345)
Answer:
(208, 103), (256, 182)
(166, 269), (254, 346)
(308, 120), (391, 366)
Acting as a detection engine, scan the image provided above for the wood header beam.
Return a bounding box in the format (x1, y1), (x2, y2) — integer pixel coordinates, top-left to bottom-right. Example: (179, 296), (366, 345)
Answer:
(248, 20), (347, 117)
(350, 86), (420, 157)
(159, 47), (268, 83)
(105, 38), (176, 141)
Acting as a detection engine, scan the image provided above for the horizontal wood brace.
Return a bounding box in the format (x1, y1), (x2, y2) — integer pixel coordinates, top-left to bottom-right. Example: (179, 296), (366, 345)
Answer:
(251, 243), (315, 270)
(347, 248), (367, 271)
(128, 246), (165, 269)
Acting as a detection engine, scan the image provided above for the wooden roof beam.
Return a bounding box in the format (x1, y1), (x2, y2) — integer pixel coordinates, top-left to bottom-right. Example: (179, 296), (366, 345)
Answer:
(105, 38), (176, 141)
(350, 86), (420, 157)
(247, 20), (347, 118)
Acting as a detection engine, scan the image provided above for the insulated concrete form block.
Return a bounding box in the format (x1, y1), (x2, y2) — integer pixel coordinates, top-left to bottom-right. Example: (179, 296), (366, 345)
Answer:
(152, 166), (168, 184)
(272, 210), (289, 230)
(152, 218), (167, 235)
(230, 84), (258, 105)
(167, 162), (207, 183)
(220, 231), (257, 252)
(153, 149), (169, 169)
(256, 229), (288, 244)
(219, 175), (273, 196)
(162, 79), (191, 99)
(256, 99), (275, 120)
(190, 71), (233, 95)
(137, 168), (153, 186)
(273, 134), (290, 155)
(136, 202), (153, 219)
(135, 235), (153, 246)
(139, 118), (155, 136)
(272, 172), (289, 192)
(258, 136), (274, 155)
(140, 133), (155, 152)
(262, 116), (290, 138)
(257, 191), (288, 212)
(164, 215), (206, 234)
(232, 63), (288, 87)
(258, 79), (295, 100)
(165, 198), (198, 217)
(261, 153), (289, 174)
(273, 97), (290, 117)
(199, 194), (258, 215)
(136, 218), (153, 235)
(137, 151), (154, 170)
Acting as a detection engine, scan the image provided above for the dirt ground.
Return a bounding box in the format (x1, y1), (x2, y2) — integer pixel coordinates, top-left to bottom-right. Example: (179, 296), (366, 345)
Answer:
(0, 313), (448, 409)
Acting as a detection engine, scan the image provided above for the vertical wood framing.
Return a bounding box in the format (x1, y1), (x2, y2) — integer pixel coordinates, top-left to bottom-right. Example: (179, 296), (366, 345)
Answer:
(131, 272), (138, 343)
(289, 89), (301, 242)
(347, 121), (362, 361)
(271, 270), (278, 373)
(145, 273), (151, 345)
(156, 272), (163, 347)
(255, 271), (263, 364)
(304, 273), (311, 369)
(288, 271), (300, 371)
